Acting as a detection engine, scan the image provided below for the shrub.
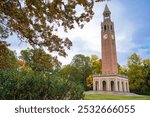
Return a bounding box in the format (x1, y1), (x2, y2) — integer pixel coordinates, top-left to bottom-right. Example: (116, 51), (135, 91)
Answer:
(0, 70), (84, 100)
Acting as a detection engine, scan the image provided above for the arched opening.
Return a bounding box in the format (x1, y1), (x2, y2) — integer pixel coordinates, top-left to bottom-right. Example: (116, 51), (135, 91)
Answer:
(126, 82), (128, 92)
(95, 81), (99, 91)
(104, 25), (106, 31)
(118, 81), (120, 91)
(111, 25), (113, 30)
(122, 82), (124, 92)
(102, 81), (106, 91)
(111, 81), (115, 91)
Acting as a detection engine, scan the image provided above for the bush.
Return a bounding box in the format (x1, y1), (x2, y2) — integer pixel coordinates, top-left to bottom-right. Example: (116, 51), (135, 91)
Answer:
(0, 70), (84, 100)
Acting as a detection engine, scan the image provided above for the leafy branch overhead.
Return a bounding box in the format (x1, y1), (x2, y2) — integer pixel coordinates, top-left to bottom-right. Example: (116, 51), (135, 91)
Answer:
(0, 0), (108, 56)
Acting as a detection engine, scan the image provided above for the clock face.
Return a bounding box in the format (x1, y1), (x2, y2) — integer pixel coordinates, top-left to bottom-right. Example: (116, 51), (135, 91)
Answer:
(111, 34), (115, 39)
(103, 34), (108, 39)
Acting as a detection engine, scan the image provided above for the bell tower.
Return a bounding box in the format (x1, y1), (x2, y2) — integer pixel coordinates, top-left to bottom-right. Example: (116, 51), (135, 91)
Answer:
(101, 4), (118, 74)
(93, 4), (129, 93)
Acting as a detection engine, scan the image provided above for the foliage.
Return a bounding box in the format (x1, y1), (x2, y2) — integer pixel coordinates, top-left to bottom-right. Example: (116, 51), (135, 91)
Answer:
(118, 64), (127, 75)
(127, 53), (150, 95)
(60, 65), (82, 83)
(20, 48), (61, 73)
(71, 54), (92, 89)
(86, 75), (93, 90)
(0, 0), (108, 56)
(0, 69), (84, 100)
(85, 55), (101, 90)
(0, 25), (9, 39)
(60, 54), (102, 91)
(0, 41), (18, 71)
(90, 55), (102, 74)
(128, 53), (142, 67)
(69, 54), (102, 90)
(0, 47), (85, 100)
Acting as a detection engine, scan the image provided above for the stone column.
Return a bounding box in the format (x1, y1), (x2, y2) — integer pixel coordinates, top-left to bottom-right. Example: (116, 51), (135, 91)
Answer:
(117, 81), (120, 92)
(99, 79), (101, 91)
(120, 81), (123, 92)
(115, 79), (118, 92)
(107, 79), (110, 91)
(124, 81), (127, 92)
(93, 79), (95, 91)
(127, 82), (130, 92)
(100, 79), (103, 91)
(122, 82), (124, 92)
(97, 81), (99, 91)
(125, 82), (128, 92)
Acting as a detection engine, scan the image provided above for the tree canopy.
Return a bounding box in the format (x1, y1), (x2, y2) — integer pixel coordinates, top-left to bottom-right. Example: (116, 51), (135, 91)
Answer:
(0, 0), (108, 56)
(1, 44), (150, 99)
(0, 41), (18, 71)
(127, 53), (150, 95)
(20, 48), (61, 73)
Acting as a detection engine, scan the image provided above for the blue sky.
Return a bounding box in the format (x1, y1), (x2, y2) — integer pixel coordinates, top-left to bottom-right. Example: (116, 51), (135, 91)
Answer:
(7, 0), (150, 66)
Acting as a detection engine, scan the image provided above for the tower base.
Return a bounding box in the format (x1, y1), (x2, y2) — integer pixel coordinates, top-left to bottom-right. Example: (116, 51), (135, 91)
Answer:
(93, 74), (130, 92)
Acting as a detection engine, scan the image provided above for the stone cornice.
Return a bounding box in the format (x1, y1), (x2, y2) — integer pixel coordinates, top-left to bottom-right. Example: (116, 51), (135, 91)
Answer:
(93, 74), (128, 79)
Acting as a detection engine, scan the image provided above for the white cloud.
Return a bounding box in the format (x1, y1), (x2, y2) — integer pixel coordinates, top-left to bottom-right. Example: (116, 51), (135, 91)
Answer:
(135, 47), (150, 60)
(57, 1), (139, 65)
(8, 0), (141, 66)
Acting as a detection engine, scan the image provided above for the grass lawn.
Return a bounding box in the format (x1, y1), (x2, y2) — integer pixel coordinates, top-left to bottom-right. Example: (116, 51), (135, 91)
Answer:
(84, 94), (150, 100)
